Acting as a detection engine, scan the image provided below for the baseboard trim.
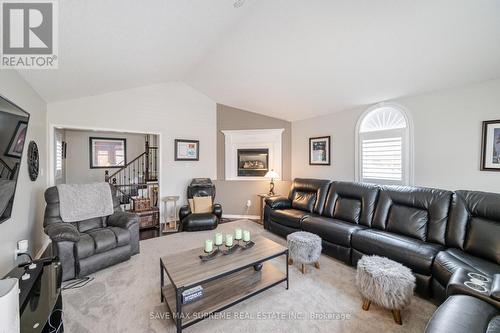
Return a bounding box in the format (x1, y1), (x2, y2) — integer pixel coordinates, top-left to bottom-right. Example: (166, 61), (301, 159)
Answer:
(223, 214), (260, 220)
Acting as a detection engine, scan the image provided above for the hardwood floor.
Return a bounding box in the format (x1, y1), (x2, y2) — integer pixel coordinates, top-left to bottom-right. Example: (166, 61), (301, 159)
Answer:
(139, 219), (261, 241)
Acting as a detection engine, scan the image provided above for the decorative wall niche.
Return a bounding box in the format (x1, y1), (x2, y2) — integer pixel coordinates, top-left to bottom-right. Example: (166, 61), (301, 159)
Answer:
(221, 129), (284, 180)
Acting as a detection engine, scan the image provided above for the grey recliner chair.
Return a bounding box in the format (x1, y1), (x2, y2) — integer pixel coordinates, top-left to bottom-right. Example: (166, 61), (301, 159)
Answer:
(43, 185), (140, 281)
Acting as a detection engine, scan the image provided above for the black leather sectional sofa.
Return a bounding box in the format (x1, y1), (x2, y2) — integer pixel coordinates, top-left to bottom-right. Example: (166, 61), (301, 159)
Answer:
(264, 178), (500, 332)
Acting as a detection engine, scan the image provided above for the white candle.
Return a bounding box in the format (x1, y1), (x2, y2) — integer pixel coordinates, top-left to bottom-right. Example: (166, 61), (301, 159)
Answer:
(204, 239), (213, 253)
(225, 234), (233, 247)
(214, 233), (223, 246)
(234, 228), (242, 240)
(243, 230), (251, 242)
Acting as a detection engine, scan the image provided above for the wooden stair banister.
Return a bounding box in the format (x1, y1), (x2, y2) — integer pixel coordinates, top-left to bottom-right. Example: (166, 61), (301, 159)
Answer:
(105, 136), (159, 231)
(107, 151), (147, 183)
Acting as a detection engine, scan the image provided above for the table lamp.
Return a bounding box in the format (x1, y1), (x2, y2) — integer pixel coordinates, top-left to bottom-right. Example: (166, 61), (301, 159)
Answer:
(264, 169), (279, 196)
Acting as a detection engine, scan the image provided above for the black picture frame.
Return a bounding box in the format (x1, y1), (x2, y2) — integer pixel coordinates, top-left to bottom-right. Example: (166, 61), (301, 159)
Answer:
(5, 120), (28, 158)
(175, 139), (199, 161)
(309, 136), (331, 165)
(89, 137), (127, 169)
(480, 120), (500, 171)
(0, 93), (30, 225)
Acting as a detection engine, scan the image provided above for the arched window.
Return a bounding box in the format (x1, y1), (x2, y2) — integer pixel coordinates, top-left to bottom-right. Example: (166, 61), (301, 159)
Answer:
(356, 103), (413, 185)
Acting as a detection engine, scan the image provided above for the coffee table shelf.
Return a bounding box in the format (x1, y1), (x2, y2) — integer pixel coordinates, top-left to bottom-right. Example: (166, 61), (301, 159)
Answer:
(162, 263), (285, 326)
(160, 236), (289, 332)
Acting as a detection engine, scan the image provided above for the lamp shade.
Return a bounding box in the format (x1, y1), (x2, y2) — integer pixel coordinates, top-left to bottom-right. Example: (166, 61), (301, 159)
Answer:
(265, 169), (279, 179)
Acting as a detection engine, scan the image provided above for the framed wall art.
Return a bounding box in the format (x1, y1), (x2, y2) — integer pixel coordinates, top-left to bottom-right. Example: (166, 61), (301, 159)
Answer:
(89, 137), (127, 168)
(5, 121), (28, 158)
(175, 139), (199, 161)
(481, 120), (500, 171)
(309, 136), (330, 165)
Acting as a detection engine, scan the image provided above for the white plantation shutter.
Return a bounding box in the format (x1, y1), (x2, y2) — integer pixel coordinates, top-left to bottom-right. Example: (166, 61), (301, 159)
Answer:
(357, 105), (411, 185)
(55, 131), (63, 178)
(361, 136), (402, 181)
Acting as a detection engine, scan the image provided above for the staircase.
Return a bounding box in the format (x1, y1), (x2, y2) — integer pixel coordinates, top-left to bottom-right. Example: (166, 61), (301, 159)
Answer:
(105, 136), (160, 229)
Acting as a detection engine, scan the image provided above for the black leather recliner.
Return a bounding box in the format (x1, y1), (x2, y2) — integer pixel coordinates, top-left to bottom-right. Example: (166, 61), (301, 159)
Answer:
(44, 185), (140, 281)
(350, 185), (453, 298)
(179, 178), (221, 231)
(301, 181), (379, 264)
(264, 178), (331, 237)
(431, 190), (500, 301)
(425, 295), (499, 333)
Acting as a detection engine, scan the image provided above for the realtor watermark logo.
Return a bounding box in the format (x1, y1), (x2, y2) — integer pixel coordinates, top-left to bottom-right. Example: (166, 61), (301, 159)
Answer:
(1, 0), (58, 68)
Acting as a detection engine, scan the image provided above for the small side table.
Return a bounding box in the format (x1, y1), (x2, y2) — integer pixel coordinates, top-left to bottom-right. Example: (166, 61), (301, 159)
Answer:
(257, 193), (281, 224)
(162, 196), (180, 233)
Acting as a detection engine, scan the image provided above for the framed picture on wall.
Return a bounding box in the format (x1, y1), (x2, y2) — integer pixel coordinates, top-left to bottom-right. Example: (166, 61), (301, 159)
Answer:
(175, 139), (199, 161)
(5, 121), (28, 158)
(481, 120), (500, 171)
(89, 137), (127, 168)
(309, 136), (330, 165)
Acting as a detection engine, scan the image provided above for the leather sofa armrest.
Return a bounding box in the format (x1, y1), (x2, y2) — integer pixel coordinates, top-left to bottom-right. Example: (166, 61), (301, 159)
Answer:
(213, 203), (222, 219)
(265, 196), (292, 210)
(44, 223), (80, 243)
(491, 274), (500, 302)
(179, 205), (191, 221)
(107, 211), (139, 229)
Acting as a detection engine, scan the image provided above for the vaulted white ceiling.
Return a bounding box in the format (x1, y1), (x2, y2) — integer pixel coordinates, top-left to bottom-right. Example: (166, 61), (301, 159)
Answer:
(18, 0), (500, 121)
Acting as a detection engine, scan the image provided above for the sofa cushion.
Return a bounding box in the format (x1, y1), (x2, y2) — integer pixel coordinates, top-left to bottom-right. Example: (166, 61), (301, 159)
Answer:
(424, 295), (499, 333)
(333, 197), (361, 224)
(372, 186), (452, 245)
(193, 196), (213, 213)
(288, 178), (331, 215)
(109, 227), (131, 247)
(386, 204), (428, 241)
(291, 191), (316, 212)
(446, 190), (500, 264)
(77, 216), (106, 233)
(270, 209), (309, 229)
(433, 248), (500, 286)
(464, 217), (500, 264)
(302, 216), (365, 247)
(351, 229), (443, 275)
(85, 228), (118, 254)
(76, 233), (95, 259)
(322, 182), (379, 226)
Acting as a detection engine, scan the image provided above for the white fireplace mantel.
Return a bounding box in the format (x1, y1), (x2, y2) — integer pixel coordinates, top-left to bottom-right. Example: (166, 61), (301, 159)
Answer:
(221, 129), (284, 180)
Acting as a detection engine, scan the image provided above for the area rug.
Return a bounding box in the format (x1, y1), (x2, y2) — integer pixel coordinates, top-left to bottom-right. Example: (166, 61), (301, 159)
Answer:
(62, 220), (436, 333)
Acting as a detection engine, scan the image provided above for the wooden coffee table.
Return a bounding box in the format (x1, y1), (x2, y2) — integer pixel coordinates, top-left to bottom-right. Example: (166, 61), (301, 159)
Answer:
(160, 235), (289, 333)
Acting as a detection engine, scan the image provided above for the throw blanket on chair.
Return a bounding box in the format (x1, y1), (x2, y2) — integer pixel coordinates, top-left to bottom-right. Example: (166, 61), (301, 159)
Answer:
(57, 183), (114, 222)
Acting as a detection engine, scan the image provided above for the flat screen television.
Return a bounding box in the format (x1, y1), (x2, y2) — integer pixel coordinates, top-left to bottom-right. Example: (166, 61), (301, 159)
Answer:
(0, 95), (30, 223)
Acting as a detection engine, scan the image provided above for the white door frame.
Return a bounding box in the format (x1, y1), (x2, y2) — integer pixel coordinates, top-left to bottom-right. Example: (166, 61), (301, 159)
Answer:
(47, 123), (163, 216)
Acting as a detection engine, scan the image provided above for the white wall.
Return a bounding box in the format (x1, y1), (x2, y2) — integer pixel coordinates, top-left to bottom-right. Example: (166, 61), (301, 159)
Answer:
(0, 71), (48, 276)
(64, 130), (148, 184)
(292, 79), (500, 193)
(47, 83), (217, 214)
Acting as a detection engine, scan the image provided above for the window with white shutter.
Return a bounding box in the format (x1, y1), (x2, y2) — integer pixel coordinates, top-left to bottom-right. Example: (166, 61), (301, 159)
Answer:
(356, 105), (412, 185)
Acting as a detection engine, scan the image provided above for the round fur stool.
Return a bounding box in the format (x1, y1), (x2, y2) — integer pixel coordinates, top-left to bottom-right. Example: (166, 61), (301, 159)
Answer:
(356, 255), (416, 325)
(286, 231), (322, 274)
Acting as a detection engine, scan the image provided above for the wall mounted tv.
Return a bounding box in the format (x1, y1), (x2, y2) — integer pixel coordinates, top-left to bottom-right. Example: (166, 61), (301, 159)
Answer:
(0, 95), (30, 224)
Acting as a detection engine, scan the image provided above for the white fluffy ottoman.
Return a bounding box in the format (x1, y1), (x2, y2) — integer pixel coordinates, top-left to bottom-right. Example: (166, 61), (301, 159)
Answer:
(356, 255), (416, 325)
(286, 231), (322, 274)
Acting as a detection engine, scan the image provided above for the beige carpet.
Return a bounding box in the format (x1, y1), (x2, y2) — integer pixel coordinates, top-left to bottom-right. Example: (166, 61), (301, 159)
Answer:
(62, 220), (436, 333)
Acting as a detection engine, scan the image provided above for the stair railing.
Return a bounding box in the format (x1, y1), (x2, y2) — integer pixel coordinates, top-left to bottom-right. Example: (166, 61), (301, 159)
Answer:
(105, 139), (159, 212)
